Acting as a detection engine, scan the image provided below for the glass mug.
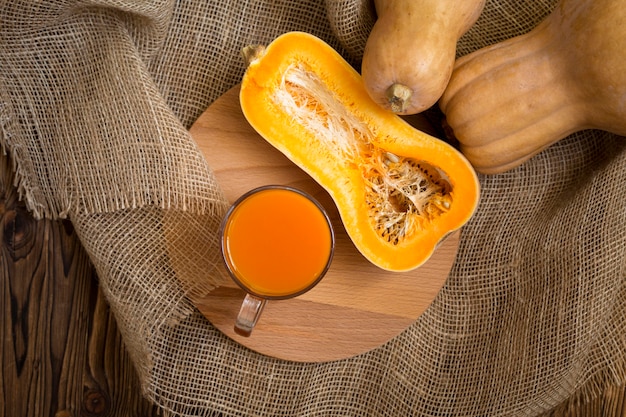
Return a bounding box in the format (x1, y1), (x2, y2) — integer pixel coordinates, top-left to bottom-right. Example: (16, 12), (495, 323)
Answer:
(220, 185), (335, 336)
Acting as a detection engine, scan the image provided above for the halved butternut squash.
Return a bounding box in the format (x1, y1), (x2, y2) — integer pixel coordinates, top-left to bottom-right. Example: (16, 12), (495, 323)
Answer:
(239, 31), (479, 272)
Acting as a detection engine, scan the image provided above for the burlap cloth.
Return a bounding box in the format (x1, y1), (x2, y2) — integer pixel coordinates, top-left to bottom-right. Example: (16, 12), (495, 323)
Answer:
(1, 0), (625, 415)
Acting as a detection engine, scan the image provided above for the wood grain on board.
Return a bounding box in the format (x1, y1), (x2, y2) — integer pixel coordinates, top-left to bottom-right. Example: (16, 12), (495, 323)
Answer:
(187, 85), (459, 362)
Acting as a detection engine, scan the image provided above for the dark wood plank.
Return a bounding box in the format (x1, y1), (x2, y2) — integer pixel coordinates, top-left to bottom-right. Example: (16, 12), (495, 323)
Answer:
(543, 383), (626, 417)
(0, 154), (159, 416)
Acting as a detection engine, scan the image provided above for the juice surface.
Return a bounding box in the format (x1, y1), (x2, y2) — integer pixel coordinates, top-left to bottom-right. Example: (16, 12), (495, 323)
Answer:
(222, 188), (333, 298)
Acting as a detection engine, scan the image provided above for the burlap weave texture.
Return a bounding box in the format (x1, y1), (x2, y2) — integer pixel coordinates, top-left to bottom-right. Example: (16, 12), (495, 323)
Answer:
(1, 1), (625, 416)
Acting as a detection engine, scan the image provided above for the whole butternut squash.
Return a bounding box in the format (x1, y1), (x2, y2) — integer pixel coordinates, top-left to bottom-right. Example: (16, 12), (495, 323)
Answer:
(362, 0), (485, 115)
(439, 0), (626, 174)
(240, 32), (480, 272)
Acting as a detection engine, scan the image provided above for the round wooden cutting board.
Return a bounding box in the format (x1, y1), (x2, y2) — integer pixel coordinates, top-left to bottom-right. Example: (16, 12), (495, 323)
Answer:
(187, 85), (459, 362)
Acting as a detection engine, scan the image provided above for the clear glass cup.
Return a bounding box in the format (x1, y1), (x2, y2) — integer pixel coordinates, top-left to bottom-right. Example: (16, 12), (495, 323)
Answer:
(220, 185), (335, 336)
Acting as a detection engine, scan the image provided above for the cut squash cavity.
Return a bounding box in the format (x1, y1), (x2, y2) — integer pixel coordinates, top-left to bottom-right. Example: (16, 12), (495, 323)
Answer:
(239, 31), (479, 272)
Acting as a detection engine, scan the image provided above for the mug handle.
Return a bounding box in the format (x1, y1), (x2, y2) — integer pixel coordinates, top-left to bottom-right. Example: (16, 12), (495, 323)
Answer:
(234, 293), (267, 336)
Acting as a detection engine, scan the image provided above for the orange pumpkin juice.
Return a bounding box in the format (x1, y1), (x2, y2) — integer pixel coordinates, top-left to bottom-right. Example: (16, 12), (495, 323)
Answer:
(221, 187), (334, 298)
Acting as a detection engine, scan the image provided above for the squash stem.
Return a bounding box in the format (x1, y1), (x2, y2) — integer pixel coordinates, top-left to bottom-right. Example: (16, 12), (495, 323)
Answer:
(386, 83), (412, 113)
(241, 45), (266, 67)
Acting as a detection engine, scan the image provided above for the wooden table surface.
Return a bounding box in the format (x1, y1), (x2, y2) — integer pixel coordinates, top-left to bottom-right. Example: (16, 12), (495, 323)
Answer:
(1, 151), (624, 416)
(0, 155), (159, 416)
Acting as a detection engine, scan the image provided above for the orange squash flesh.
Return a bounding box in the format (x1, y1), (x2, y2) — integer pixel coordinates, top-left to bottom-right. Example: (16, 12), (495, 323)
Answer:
(239, 32), (480, 272)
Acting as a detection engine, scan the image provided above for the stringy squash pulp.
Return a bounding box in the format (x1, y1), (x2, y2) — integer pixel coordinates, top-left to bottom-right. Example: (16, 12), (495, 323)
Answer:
(239, 32), (479, 272)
